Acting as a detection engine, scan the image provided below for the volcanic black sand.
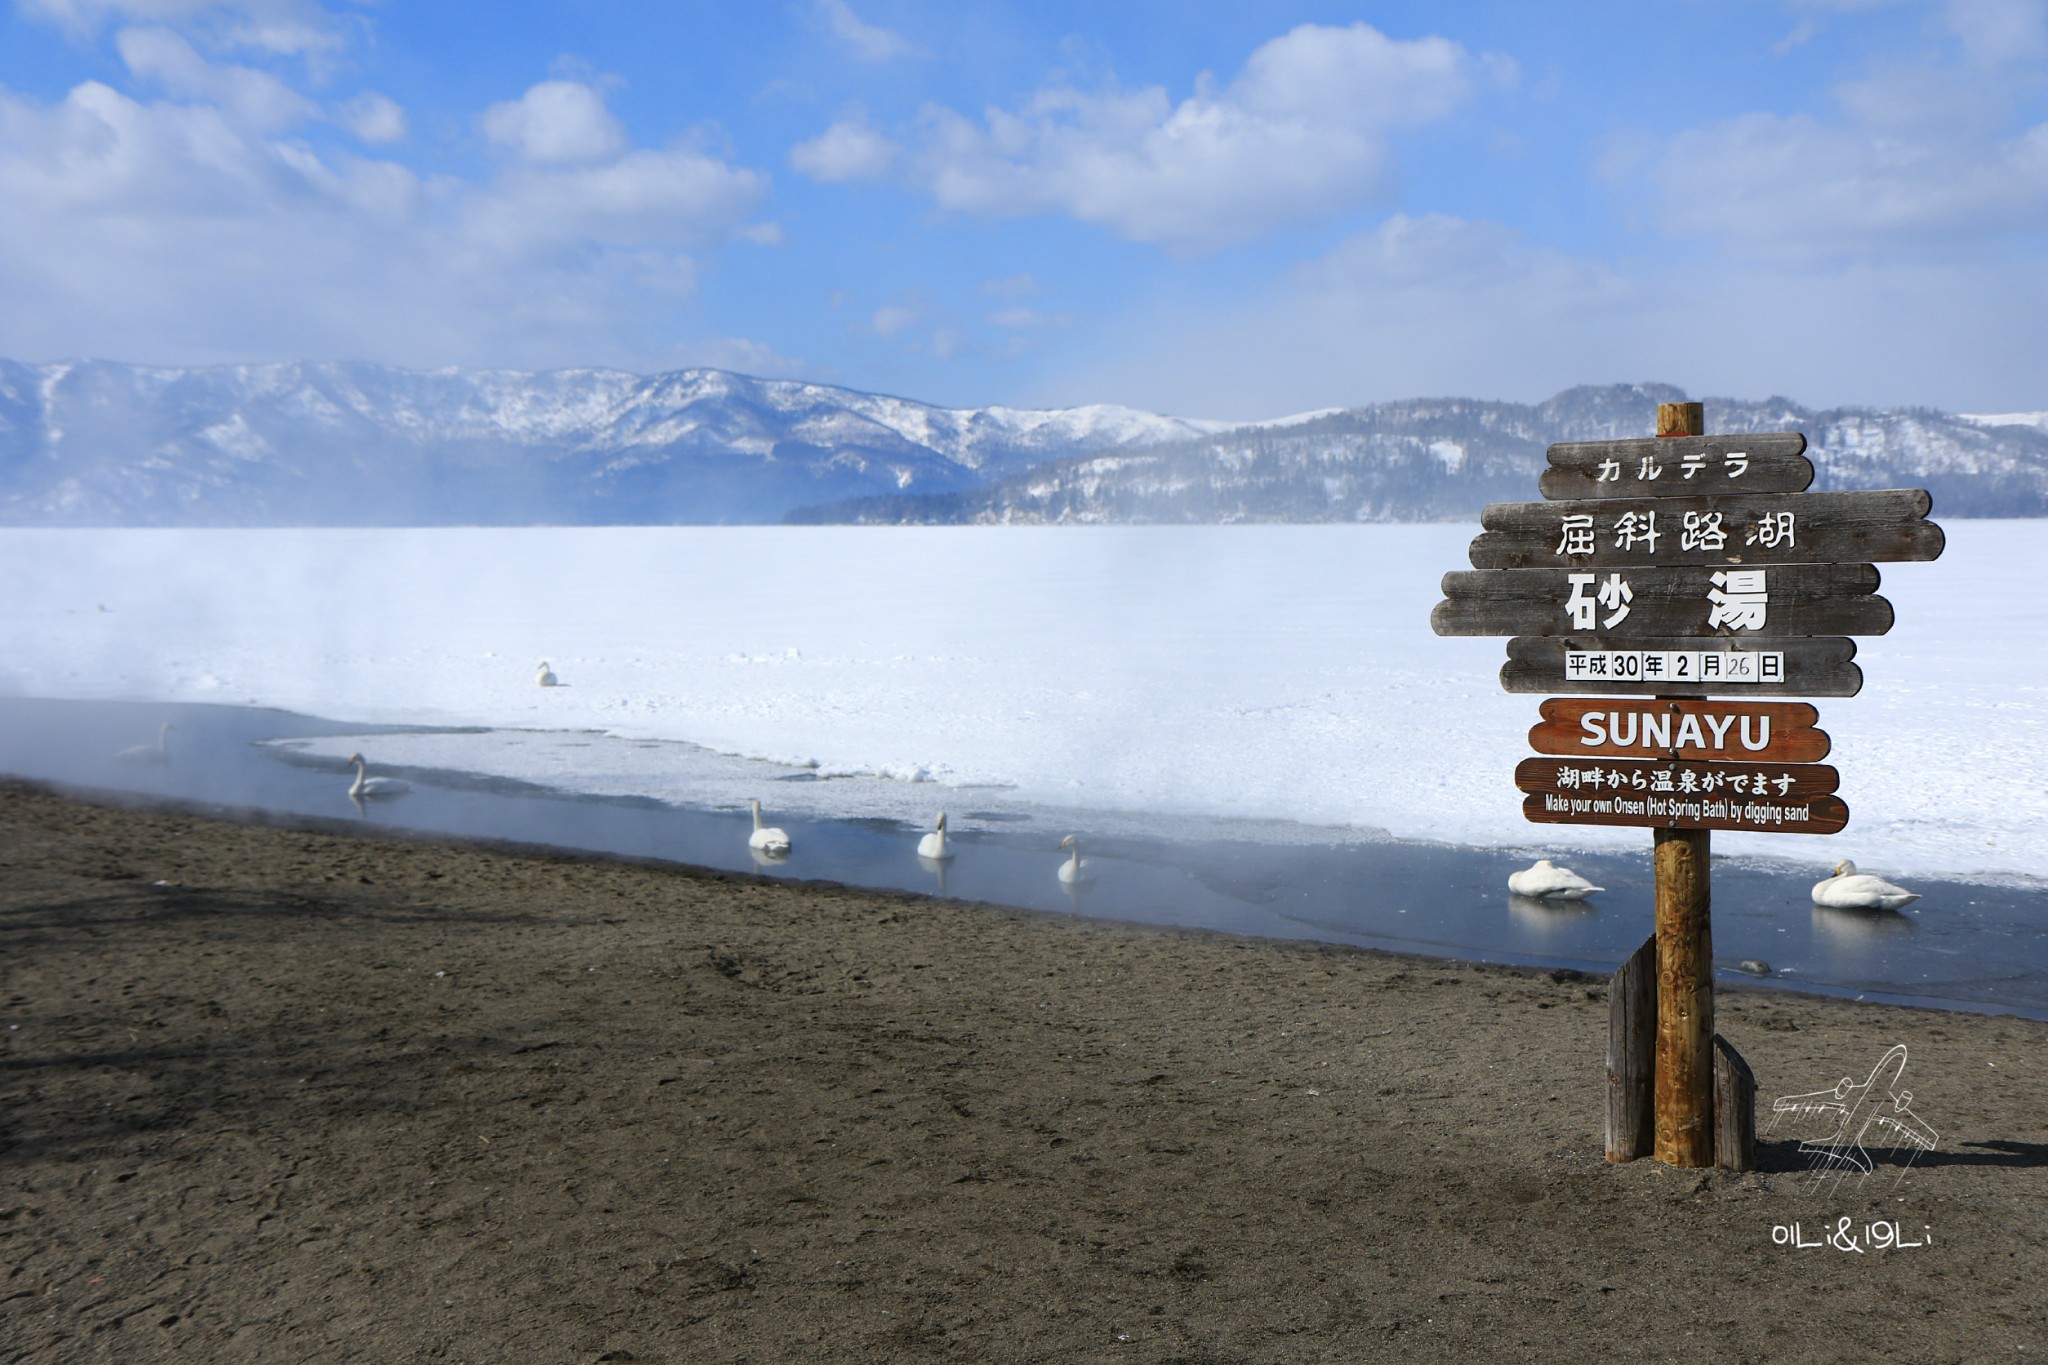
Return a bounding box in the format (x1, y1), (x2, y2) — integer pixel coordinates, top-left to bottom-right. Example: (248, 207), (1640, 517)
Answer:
(4, 778), (2044, 1362)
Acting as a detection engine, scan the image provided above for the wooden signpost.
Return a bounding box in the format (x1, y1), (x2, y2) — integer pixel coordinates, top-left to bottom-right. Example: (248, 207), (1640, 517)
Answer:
(1467, 489), (1943, 569)
(1502, 634), (1862, 698)
(1433, 400), (1942, 1170)
(1527, 700), (1829, 761)
(1434, 563), (1894, 638)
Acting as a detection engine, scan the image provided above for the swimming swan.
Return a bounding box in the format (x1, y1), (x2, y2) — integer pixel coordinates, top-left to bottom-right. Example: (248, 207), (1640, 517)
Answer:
(917, 812), (954, 862)
(536, 661), (558, 688)
(748, 799), (791, 856)
(1507, 859), (1603, 900)
(116, 722), (175, 764)
(1057, 835), (1092, 886)
(1811, 859), (1919, 911)
(346, 753), (411, 800)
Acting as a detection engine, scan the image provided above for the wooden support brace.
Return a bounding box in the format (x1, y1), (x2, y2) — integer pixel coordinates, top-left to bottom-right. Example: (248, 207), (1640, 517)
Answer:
(1605, 934), (1657, 1163)
(1713, 1035), (1758, 1173)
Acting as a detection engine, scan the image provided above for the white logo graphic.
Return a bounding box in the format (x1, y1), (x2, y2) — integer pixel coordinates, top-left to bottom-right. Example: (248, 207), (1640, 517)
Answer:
(1769, 1044), (1938, 1188)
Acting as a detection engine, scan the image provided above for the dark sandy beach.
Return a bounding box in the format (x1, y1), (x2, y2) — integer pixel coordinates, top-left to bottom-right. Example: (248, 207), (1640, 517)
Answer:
(4, 778), (2044, 1362)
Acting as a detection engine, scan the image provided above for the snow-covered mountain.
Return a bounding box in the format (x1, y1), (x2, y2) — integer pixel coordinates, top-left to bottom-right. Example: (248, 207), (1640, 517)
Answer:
(1, 364), (2039, 525)
(795, 384), (2048, 524)
(0, 359), (1228, 525)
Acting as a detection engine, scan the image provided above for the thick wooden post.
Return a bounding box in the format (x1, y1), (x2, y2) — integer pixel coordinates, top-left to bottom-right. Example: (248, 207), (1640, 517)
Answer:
(1652, 398), (1717, 1167)
(1605, 934), (1657, 1162)
(1656, 401), (1703, 440)
(1654, 827), (1714, 1164)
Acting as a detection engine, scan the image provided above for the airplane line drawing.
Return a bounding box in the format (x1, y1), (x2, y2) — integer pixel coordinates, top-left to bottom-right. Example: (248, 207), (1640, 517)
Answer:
(1769, 1044), (1938, 1183)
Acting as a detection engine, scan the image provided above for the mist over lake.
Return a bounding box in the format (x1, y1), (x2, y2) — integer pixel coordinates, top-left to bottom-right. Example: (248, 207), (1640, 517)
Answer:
(2, 522), (2037, 886)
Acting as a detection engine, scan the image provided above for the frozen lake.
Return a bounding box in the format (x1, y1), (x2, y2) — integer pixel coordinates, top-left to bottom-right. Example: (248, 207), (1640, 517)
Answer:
(2, 523), (2043, 1014)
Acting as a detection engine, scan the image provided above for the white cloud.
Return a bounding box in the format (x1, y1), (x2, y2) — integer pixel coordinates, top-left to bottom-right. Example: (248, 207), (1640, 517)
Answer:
(985, 306), (1062, 329)
(1058, 210), (2045, 419)
(789, 114), (897, 180)
(1945, 0), (2048, 64)
(1654, 17), (2048, 259)
(23, 0), (346, 57)
(337, 91), (406, 144)
(870, 304), (918, 337)
(0, 38), (772, 372)
(815, 0), (922, 62)
(981, 273), (1039, 296)
(793, 21), (1494, 250)
(1660, 110), (2048, 254)
(115, 24), (314, 131)
(481, 80), (627, 165)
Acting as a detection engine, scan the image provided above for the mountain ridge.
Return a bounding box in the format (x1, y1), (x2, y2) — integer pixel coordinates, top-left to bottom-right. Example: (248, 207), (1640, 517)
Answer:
(790, 385), (2048, 524)
(1, 361), (2039, 525)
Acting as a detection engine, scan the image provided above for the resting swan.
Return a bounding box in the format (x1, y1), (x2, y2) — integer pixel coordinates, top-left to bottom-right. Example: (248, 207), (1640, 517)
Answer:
(1057, 835), (1091, 886)
(917, 813), (954, 862)
(116, 722), (175, 765)
(1507, 859), (1602, 900)
(535, 661), (558, 688)
(748, 799), (791, 856)
(1812, 859), (1919, 911)
(346, 753), (411, 800)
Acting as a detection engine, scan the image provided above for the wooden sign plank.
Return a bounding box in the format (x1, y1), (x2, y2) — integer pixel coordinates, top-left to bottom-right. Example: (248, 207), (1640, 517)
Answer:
(1542, 432), (1812, 500)
(1523, 787), (1849, 835)
(1528, 699), (1830, 762)
(1433, 564), (1892, 638)
(1469, 489), (1943, 570)
(1516, 757), (1839, 800)
(1501, 635), (1862, 697)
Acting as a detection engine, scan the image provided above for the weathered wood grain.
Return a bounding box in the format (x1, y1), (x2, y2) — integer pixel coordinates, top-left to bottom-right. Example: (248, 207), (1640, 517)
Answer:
(1468, 488), (1942, 569)
(1606, 935), (1657, 1164)
(1655, 826), (1715, 1169)
(1515, 758), (1840, 800)
(1543, 432), (1812, 501)
(1713, 1034), (1758, 1173)
(1528, 699), (1829, 761)
(1522, 790), (1850, 835)
(1433, 564), (1892, 638)
(1657, 403), (1704, 438)
(1500, 635), (1863, 698)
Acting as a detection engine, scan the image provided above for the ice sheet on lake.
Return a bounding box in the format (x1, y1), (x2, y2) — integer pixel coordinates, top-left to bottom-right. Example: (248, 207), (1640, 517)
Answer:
(3, 523), (2040, 883)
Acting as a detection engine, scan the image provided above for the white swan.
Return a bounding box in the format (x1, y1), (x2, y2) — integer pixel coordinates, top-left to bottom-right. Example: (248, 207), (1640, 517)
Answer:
(535, 660), (558, 688)
(116, 722), (175, 765)
(346, 753), (411, 800)
(748, 799), (791, 856)
(1812, 859), (1919, 911)
(1057, 835), (1092, 886)
(917, 812), (954, 862)
(1507, 858), (1602, 900)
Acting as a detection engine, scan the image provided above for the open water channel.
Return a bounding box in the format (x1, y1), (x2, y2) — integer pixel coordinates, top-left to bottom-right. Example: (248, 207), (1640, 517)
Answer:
(5, 694), (2045, 1020)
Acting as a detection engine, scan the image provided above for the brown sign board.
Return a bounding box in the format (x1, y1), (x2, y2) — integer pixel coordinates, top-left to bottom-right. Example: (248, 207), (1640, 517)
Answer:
(1541, 432), (1812, 501)
(1522, 783), (1849, 835)
(1501, 635), (1862, 698)
(1517, 757), (1839, 801)
(1528, 699), (1829, 762)
(1433, 563), (1892, 638)
(1468, 488), (1943, 570)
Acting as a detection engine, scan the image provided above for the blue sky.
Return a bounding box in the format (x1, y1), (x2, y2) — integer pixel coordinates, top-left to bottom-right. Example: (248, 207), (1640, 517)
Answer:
(0, 0), (2042, 418)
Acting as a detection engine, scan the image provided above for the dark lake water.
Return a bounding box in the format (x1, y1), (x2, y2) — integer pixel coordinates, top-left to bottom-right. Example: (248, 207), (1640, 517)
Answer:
(4, 694), (2044, 1020)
